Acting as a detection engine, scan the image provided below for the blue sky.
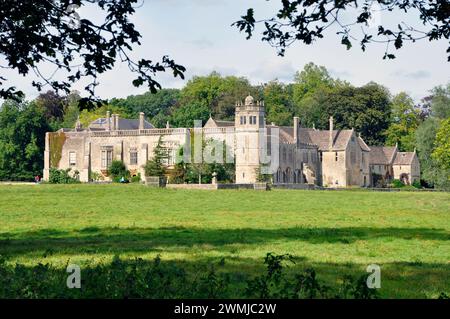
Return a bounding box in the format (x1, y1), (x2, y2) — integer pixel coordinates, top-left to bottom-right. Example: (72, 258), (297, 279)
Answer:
(3, 0), (450, 102)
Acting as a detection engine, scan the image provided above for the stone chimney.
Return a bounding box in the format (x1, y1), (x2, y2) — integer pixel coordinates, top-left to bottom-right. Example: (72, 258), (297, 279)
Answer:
(110, 114), (116, 130)
(329, 116), (334, 150)
(115, 114), (119, 130)
(293, 116), (299, 144)
(106, 111), (111, 131)
(139, 112), (145, 130)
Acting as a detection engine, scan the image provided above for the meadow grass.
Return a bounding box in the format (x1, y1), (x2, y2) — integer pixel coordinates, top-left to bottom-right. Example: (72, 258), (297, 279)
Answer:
(0, 184), (449, 298)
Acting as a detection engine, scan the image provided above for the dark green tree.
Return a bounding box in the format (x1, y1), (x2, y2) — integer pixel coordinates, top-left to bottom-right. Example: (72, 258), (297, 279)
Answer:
(263, 80), (294, 126)
(316, 82), (392, 145)
(0, 99), (51, 180)
(179, 72), (257, 121)
(384, 92), (420, 151)
(144, 136), (166, 177)
(109, 89), (181, 126)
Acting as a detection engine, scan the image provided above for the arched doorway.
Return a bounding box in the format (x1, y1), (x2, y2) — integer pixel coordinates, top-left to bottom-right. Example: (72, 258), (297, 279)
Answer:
(400, 173), (409, 185)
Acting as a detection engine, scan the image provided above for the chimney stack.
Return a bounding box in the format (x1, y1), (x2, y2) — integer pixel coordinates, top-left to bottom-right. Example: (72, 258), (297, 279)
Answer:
(329, 116), (334, 149)
(293, 116), (299, 144)
(139, 112), (145, 130)
(106, 111), (111, 131)
(115, 114), (119, 130)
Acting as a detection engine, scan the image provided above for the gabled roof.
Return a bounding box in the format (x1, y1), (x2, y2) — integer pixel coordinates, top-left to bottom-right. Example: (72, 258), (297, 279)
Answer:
(358, 136), (371, 152)
(204, 117), (234, 128)
(279, 126), (295, 144)
(298, 128), (353, 151)
(394, 152), (416, 165)
(369, 146), (397, 165)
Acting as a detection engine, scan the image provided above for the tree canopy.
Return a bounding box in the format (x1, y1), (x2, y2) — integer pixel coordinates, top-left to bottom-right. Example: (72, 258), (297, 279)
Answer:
(0, 0), (185, 105)
(0, 99), (51, 180)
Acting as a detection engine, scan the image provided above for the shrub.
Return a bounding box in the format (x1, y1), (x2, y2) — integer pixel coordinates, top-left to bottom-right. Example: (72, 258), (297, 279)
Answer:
(107, 160), (130, 183)
(90, 171), (104, 182)
(0, 253), (383, 299)
(131, 173), (141, 183)
(412, 180), (421, 189)
(108, 160), (127, 178)
(391, 179), (404, 188)
(49, 168), (80, 184)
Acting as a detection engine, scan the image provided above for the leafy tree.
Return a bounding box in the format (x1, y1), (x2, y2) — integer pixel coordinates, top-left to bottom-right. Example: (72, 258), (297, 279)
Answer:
(35, 90), (65, 123)
(110, 89), (180, 124)
(0, 99), (51, 180)
(78, 104), (131, 128)
(170, 102), (210, 128)
(385, 92), (420, 151)
(415, 84), (450, 189)
(179, 72), (257, 121)
(61, 92), (82, 129)
(293, 63), (335, 101)
(263, 80), (294, 126)
(291, 63), (350, 128)
(144, 137), (166, 177)
(0, 0), (185, 104)
(432, 118), (450, 172)
(429, 84), (450, 119)
(315, 82), (391, 145)
(234, 1), (450, 60)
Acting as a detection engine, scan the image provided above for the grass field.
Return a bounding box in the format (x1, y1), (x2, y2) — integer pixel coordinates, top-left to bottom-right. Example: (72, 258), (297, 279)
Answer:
(0, 184), (449, 298)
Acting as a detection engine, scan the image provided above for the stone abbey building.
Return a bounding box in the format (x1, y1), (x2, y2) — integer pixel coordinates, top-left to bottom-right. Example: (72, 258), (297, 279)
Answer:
(43, 95), (420, 187)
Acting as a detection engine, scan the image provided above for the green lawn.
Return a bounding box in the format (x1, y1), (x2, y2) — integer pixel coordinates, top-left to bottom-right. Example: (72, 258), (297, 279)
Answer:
(0, 184), (449, 298)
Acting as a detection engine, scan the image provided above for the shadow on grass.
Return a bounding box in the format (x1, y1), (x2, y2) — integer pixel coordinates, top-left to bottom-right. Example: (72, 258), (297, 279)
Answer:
(0, 253), (448, 298)
(0, 226), (448, 258)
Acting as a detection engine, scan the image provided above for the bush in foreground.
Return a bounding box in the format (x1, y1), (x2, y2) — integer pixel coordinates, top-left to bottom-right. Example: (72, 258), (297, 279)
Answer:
(0, 253), (381, 299)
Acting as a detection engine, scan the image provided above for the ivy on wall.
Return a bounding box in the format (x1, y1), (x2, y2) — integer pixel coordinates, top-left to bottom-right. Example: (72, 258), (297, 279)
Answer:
(49, 132), (66, 168)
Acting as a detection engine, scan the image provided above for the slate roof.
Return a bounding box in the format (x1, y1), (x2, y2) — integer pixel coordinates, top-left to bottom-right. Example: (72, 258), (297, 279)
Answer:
(278, 126), (295, 144)
(393, 152), (415, 165)
(215, 120), (235, 127)
(369, 146), (397, 165)
(203, 117), (235, 128)
(298, 128), (353, 151)
(358, 136), (371, 152)
(89, 117), (154, 130)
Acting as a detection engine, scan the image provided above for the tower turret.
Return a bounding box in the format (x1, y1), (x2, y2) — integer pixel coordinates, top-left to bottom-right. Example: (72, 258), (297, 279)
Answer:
(235, 95), (266, 183)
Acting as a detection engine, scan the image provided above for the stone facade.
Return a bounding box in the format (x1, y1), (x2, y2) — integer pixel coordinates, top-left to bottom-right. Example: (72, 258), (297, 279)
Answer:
(369, 145), (420, 186)
(43, 95), (420, 187)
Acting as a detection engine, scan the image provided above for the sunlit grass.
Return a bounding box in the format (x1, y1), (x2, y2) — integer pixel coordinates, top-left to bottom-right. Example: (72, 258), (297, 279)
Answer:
(0, 184), (449, 298)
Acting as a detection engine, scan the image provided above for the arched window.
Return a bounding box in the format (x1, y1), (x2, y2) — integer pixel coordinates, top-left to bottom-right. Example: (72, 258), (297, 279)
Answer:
(285, 167), (292, 183)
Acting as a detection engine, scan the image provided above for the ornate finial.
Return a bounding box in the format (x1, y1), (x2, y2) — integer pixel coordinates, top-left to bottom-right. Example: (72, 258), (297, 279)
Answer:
(166, 121), (170, 129)
(75, 115), (82, 130)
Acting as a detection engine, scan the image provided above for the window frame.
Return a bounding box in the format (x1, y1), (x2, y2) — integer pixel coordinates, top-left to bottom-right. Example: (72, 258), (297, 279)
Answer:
(69, 151), (76, 166)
